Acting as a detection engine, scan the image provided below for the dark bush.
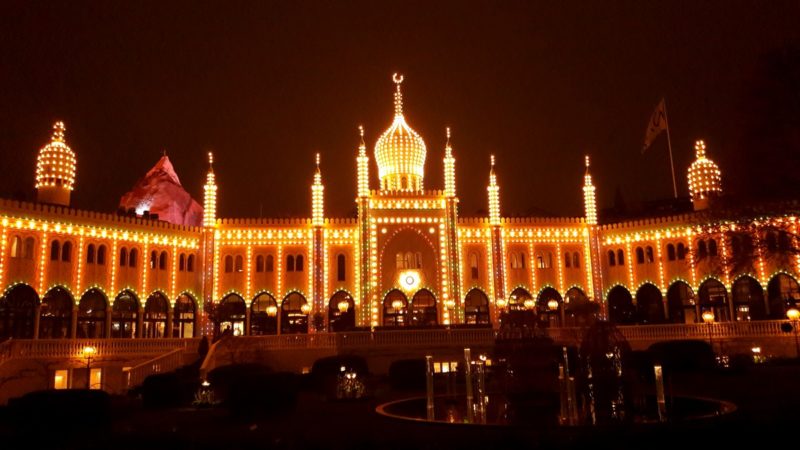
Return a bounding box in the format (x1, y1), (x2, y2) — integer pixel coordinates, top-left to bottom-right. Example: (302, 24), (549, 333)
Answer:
(9, 389), (111, 435)
(225, 371), (301, 418)
(310, 355), (369, 398)
(647, 340), (716, 372)
(389, 358), (427, 390)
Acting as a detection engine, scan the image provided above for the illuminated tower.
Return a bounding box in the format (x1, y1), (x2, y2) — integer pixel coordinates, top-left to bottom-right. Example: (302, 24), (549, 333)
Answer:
(311, 153), (325, 322)
(35, 121), (76, 206)
(487, 155), (501, 226)
(374, 73), (427, 191)
(688, 139), (722, 211)
(583, 155), (597, 225)
(203, 152), (217, 227)
(487, 155), (506, 315)
(357, 126), (369, 197)
(443, 128), (456, 198)
(312, 153), (324, 226)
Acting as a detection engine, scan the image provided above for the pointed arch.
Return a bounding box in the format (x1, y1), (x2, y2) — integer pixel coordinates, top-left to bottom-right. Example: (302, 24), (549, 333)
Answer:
(607, 285), (634, 324)
(698, 278), (730, 322)
(173, 292), (197, 338)
(112, 290), (139, 338)
(410, 288), (437, 326)
(564, 287), (593, 327)
(635, 283), (664, 324)
(281, 291), (308, 334)
(251, 292), (278, 335)
(537, 287), (563, 327)
(40, 286), (73, 339)
(667, 280), (696, 324)
(383, 289), (408, 327)
(328, 290), (355, 331)
(77, 288), (107, 338)
(767, 273), (800, 319)
(143, 291), (169, 338)
(218, 293), (246, 336)
(0, 283), (39, 339)
(732, 275), (765, 320)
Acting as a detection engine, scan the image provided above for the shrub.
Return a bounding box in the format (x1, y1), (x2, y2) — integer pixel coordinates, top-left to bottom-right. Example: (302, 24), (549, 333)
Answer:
(310, 355), (369, 398)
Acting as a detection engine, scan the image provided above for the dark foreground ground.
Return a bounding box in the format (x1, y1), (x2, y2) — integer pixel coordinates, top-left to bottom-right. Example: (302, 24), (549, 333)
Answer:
(1, 363), (798, 450)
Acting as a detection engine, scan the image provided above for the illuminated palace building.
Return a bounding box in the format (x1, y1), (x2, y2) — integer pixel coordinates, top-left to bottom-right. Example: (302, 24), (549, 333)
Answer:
(2, 74), (800, 346)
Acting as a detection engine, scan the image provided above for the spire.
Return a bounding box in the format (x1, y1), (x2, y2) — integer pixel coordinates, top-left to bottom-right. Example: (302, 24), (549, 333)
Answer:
(312, 153), (325, 226)
(688, 139), (722, 210)
(488, 154), (501, 226)
(52, 121), (66, 142)
(36, 120), (76, 206)
(393, 73), (404, 117)
(357, 125), (370, 197)
(444, 127), (456, 197)
(203, 151), (217, 227)
(583, 155), (597, 225)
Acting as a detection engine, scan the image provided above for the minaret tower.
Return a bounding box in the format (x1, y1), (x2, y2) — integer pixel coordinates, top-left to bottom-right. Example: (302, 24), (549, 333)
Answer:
(357, 126), (369, 198)
(443, 128), (461, 322)
(36, 121), (76, 207)
(688, 139), (722, 211)
(311, 154), (325, 326)
(443, 128), (456, 198)
(201, 152), (218, 336)
(583, 156), (597, 226)
(582, 156), (604, 311)
(356, 126), (372, 326)
(203, 152), (217, 228)
(487, 155), (505, 320)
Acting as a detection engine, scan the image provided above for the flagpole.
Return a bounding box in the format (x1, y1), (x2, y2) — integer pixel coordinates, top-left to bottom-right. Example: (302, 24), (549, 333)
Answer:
(664, 101), (678, 199)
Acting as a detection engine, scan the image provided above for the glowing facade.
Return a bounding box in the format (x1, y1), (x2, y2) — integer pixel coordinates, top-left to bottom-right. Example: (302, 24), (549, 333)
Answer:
(1, 74), (799, 344)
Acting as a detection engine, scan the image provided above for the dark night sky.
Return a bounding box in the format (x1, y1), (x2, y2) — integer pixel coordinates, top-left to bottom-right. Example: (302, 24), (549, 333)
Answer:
(1, 1), (799, 219)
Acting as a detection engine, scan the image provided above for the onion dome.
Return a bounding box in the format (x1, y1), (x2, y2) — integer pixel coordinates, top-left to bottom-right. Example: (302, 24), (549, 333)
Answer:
(35, 121), (76, 206)
(688, 140), (722, 209)
(374, 74), (427, 191)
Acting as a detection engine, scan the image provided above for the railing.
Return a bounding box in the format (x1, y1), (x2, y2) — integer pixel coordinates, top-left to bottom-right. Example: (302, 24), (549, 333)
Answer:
(0, 339), (13, 367)
(543, 320), (791, 343)
(6, 337), (200, 359)
(124, 348), (185, 388)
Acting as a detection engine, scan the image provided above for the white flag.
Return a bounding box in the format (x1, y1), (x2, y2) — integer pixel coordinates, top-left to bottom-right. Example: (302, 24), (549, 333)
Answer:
(642, 99), (668, 154)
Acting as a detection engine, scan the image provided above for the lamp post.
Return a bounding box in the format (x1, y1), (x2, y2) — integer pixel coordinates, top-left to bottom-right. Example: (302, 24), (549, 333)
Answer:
(81, 345), (97, 389)
(786, 307), (800, 359)
(701, 310), (715, 354)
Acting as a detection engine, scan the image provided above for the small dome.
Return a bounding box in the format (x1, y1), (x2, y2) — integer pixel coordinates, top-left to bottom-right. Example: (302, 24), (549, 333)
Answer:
(36, 121), (76, 191)
(688, 139), (722, 201)
(374, 74), (427, 191)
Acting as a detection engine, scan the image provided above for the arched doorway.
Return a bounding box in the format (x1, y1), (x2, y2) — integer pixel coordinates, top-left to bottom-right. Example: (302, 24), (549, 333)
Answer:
(667, 281), (696, 323)
(251, 293), (278, 335)
(143, 292), (169, 338)
(410, 289), (437, 326)
(173, 294), (196, 338)
(39, 287), (72, 339)
(281, 292), (309, 334)
(328, 291), (355, 332)
(767, 274), (800, 319)
(506, 287), (535, 329)
(463, 289), (490, 325)
(564, 287), (593, 327)
(383, 289), (408, 327)
(732, 276), (765, 321)
(0, 284), (38, 339)
(77, 289), (107, 338)
(635, 283), (665, 324)
(698, 279), (730, 322)
(217, 294), (246, 336)
(112, 290), (138, 338)
(607, 286), (635, 324)
(536, 287), (563, 327)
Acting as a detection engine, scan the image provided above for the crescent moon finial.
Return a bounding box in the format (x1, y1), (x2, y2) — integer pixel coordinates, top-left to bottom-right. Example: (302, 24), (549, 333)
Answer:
(393, 73), (404, 84)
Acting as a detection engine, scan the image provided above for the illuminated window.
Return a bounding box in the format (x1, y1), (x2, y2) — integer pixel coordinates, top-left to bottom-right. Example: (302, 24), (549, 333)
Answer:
(645, 246), (654, 263)
(89, 368), (102, 390)
(10, 236), (21, 258)
(150, 250), (158, 269)
(635, 247), (644, 264)
(53, 369), (69, 389)
(469, 252), (479, 280)
(235, 255), (243, 272)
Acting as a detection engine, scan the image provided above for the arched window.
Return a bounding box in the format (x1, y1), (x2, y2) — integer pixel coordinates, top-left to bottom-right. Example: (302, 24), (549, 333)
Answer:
(337, 254), (346, 281)
(608, 250), (616, 266)
(645, 246), (654, 263)
(536, 254), (544, 269)
(173, 294), (196, 338)
(179, 253), (185, 271)
(698, 240), (708, 258)
(143, 292), (169, 338)
(61, 241), (72, 262)
(97, 245), (106, 265)
(396, 253), (405, 270)
(50, 240), (60, 261)
(572, 252), (579, 268)
(250, 293), (278, 335)
(677, 243), (686, 260)
(469, 252), (479, 279)
(111, 291), (138, 338)
(564, 252), (571, 268)
(224, 255), (233, 273)
(10, 236), (21, 258)
(708, 239), (718, 257)
(511, 253), (519, 269)
(266, 255), (274, 272)
(87, 244), (96, 264)
(520, 253), (526, 269)
(159, 251), (167, 270)
(234, 255), (243, 272)
(635, 247), (644, 264)
(617, 249), (624, 266)
(119, 247), (128, 267)
(256, 255), (264, 272)
(286, 255), (295, 272)
(129, 248), (138, 267)
(187, 254), (194, 272)
(547, 252), (553, 268)
(23, 237), (35, 259)
(150, 251), (158, 269)
(667, 244), (676, 261)
(766, 232), (778, 252)
(296, 254), (304, 272)
(77, 289), (107, 338)
(40, 287), (72, 339)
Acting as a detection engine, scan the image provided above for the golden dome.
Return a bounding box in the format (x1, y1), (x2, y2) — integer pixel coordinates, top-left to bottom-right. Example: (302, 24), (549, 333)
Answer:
(374, 74), (427, 191)
(36, 121), (76, 191)
(688, 139), (722, 201)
